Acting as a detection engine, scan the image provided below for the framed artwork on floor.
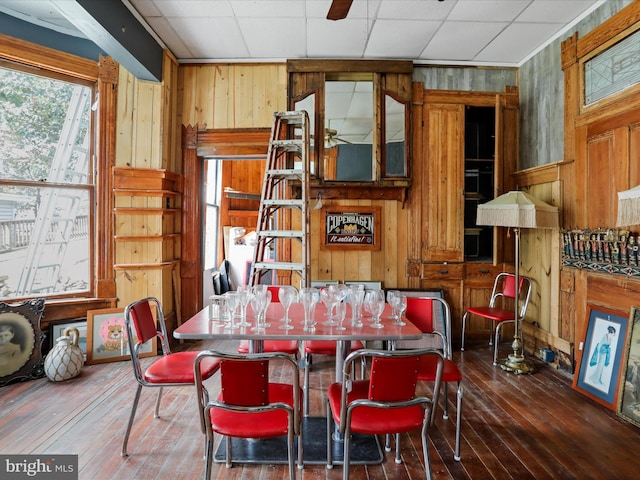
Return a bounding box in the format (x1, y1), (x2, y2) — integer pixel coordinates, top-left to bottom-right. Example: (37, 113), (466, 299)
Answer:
(618, 306), (640, 427)
(86, 308), (156, 365)
(573, 305), (628, 410)
(0, 298), (46, 387)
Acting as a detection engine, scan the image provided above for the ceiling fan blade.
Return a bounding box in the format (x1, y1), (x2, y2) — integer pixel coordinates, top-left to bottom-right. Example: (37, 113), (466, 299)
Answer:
(327, 0), (353, 20)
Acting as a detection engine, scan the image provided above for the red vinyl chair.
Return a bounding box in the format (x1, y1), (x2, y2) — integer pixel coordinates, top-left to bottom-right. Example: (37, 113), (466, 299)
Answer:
(461, 273), (532, 365)
(403, 296), (462, 461)
(194, 350), (302, 480)
(326, 348), (444, 480)
(121, 297), (221, 457)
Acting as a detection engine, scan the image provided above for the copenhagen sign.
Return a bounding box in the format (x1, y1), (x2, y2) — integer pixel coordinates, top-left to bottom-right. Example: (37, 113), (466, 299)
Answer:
(322, 206), (381, 250)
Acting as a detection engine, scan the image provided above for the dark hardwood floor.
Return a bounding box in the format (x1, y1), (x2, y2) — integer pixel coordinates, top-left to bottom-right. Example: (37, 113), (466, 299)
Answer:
(1, 338), (639, 480)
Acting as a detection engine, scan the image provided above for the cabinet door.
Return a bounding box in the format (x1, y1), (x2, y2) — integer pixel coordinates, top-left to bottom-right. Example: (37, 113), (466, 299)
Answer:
(422, 103), (465, 262)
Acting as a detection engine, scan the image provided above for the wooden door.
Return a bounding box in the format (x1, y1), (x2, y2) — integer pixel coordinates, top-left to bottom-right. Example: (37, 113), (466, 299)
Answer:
(422, 102), (465, 262)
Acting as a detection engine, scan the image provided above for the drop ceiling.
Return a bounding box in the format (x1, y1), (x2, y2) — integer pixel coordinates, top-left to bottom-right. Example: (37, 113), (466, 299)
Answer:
(0, 0), (604, 66)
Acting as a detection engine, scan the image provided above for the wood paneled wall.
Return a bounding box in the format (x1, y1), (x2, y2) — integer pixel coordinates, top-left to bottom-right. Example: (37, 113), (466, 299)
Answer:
(177, 63), (412, 291)
(178, 64), (287, 129)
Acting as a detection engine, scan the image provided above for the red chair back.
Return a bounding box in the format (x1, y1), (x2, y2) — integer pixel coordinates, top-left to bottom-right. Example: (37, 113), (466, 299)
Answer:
(128, 299), (157, 344)
(405, 297), (435, 334)
(220, 359), (269, 406)
(502, 274), (517, 299)
(368, 355), (420, 402)
(267, 286), (280, 302)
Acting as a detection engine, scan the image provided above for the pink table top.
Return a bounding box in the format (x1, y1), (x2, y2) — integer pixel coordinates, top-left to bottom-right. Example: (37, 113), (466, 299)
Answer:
(173, 302), (422, 342)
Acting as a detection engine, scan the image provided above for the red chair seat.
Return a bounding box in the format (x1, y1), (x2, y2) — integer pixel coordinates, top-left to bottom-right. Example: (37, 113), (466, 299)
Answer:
(304, 339), (364, 355)
(327, 380), (425, 435)
(210, 383), (300, 438)
(416, 355), (462, 383)
(144, 351), (220, 384)
(465, 306), (515, 322)
(237, 339), (299, 355)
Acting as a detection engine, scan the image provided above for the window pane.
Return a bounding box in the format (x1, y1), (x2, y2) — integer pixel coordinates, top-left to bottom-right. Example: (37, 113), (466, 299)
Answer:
(0, 67), (91, 184)
(0, 185), (90, 298)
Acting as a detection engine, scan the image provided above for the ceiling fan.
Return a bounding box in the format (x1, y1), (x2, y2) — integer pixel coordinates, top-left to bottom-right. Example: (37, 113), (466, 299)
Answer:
(312, 128), (352, 147)
(327, 0), (353, 20)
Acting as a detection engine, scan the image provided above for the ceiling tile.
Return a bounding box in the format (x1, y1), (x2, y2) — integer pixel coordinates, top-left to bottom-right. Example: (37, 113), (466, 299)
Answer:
(230, 0), (304, 17)
(475, 22), (567, 64)
(420, 21), (509, 62)
(366, 19), (441, 58)
(447, 0), (529, 22)
(239, 17), (307, 58)
(307, 18), (369, 58)
(376, 0), (454, 20)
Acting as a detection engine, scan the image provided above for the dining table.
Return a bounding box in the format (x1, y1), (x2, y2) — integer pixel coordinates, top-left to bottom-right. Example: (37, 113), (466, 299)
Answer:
(173, 300), (423, 466)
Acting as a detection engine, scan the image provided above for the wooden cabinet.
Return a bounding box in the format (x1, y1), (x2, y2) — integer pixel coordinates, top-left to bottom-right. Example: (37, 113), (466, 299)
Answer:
(418, 88), (519, 343)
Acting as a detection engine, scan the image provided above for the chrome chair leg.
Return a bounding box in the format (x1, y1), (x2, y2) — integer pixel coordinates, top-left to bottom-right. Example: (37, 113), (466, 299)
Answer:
(154, 386), (163, 418)
(121, 384), (143, 457)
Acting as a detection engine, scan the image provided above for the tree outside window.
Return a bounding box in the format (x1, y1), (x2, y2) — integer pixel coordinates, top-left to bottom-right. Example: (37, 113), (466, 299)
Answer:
(0, 66), (93, 299)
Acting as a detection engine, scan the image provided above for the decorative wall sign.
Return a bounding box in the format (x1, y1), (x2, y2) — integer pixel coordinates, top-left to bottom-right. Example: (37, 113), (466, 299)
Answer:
(321, 206), (381, 251)
(0, 298), (45, 387)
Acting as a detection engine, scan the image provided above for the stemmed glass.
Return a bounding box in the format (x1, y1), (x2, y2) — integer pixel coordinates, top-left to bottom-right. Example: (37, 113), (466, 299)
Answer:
(387, 290), (400, 320)
(250, 287), (271, 331)
(393, 293), (407, 326)
(223, 291), (240, 330)
(299, 287), (319, 331)
(236, 285), (252, 327)
(279, 286), (298, 330)
(365, 289), (386, 329)
(320, 285), (338, 325)
(347, 284), (365, 327)
(335, 298), (347, 330)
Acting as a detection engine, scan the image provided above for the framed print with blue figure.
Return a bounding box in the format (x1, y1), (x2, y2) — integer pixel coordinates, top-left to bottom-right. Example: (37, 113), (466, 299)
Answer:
(573, 305), (628, 410)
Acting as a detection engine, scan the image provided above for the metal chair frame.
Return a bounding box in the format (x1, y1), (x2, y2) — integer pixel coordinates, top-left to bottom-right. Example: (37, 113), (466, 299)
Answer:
(461, 272), (532, 365)
(121, 296), (220, 457)
(326, 348), (444, 480)
(399, 296), (462, 461)
(194, 350), (302, 480)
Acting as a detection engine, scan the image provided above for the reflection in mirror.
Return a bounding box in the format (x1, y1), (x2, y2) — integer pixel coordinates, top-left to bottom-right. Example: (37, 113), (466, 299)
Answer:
(294, 93), (315, 176)
(385, 94), (406, 176)
(325, 79), (373, 181)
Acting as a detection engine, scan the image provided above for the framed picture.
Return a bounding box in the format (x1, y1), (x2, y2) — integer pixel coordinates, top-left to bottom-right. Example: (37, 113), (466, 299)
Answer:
(0, 298), (46, 387)
(86, 308), (156, 365)
(321, 206), (381, 251)
(573, 305), (628, 410)
(51, 321), (87, 360)
(618, 306), (640, 427)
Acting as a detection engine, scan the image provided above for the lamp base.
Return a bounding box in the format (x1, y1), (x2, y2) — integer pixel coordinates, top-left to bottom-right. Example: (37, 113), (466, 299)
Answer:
(499, 353), (534, 375)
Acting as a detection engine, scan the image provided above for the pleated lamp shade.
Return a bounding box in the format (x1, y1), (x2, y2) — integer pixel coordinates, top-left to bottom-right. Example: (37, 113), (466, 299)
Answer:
(476, 191), (559, 229)
(616, 185), (640, 227)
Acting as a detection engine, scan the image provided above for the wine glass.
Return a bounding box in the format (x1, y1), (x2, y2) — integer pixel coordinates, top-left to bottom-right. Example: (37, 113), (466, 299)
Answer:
(299, 287), (319, 331)
(250, 287), (271, 331)
(279, 286), (297, 330)
(320, 286), (338, 325)
(236, 285), (252, 327)
(393, 293), (407, 326)
(347, 284), (365, 327)
(223, 291), (240, 330)
(365, 289), (385, 329)
(335, 299), (347, 330)
(387, 290), (400, 320)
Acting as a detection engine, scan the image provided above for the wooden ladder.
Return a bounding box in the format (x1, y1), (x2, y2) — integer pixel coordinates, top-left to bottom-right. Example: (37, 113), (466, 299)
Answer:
(250, 111), (310, 288)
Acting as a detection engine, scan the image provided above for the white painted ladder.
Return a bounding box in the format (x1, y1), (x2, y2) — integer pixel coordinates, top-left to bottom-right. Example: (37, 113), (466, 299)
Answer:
(249, 111), (311, 288)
